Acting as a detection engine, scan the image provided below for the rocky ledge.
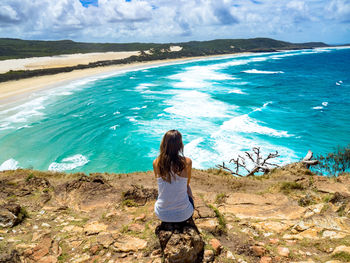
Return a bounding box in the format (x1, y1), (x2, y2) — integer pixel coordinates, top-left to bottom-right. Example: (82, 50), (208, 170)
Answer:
(1, 163), (350, 263)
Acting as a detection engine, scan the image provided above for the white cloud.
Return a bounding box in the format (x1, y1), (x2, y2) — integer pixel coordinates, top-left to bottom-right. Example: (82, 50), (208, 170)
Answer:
(0, 0), (349, 44)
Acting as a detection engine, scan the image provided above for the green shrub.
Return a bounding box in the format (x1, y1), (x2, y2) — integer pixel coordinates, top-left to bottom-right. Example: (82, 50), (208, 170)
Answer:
(315, 145), (350, 176)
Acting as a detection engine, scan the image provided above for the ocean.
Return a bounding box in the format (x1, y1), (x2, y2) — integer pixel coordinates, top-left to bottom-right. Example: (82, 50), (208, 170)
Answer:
(0, 47), (349, 173)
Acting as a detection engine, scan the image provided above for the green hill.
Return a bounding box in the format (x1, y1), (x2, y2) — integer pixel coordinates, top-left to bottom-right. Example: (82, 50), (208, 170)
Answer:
(0, 37), (328, 60)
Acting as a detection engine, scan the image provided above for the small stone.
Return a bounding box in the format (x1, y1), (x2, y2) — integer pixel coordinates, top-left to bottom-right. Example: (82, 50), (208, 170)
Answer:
(33, 225), (39, 230)
(251, 246), (266, 257)
(260, 256), (272, 263)
(332, 245), (350, 254)
(129, 223), (145, 232)
(113, 236), (147, 252)
(226, 250), (235, 260)
(150, 249), (161, 258)
(209, 238), (222, 255)
(84, 221), (108, 235)
(204, 249), (215, 262)
(90, 244), (100, 255)
(41, 223), (50, 228)
(37, 255), (57, 263)
(277, 246), (290, 257)
(71, 254), (90, 263)
(135, 213), (146, 221)
(269, 238), (279, 244)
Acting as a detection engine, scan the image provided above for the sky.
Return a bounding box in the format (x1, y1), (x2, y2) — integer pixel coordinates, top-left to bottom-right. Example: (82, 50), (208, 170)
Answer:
(0, 0), (349, 44)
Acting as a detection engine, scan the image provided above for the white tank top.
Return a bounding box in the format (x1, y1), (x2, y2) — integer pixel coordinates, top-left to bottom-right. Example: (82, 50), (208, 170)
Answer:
(154, 173), (194, 222)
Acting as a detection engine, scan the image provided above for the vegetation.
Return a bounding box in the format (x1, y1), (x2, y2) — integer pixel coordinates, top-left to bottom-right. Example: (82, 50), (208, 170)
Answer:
(0, 37), (328, 82)
(315, 145), (350, 176)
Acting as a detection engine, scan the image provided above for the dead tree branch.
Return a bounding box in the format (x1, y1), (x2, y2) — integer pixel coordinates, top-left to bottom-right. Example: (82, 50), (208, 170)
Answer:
(301, 150), (318, 168)
(217, 147), (280, 177)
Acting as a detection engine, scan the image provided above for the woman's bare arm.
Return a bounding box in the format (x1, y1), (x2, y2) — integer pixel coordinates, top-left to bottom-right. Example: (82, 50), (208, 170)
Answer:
(186, 157), (193, 198)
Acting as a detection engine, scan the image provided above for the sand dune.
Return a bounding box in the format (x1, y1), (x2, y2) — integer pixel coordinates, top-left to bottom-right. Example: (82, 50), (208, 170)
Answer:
(0, 51), (140, 74)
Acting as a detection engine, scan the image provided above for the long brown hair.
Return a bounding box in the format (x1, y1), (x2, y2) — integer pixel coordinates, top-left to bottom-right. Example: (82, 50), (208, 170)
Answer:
(158, 130), (186, 183)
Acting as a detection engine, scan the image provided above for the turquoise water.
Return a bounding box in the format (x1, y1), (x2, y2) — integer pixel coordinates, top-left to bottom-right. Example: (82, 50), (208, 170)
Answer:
(0, 47), (349, 173)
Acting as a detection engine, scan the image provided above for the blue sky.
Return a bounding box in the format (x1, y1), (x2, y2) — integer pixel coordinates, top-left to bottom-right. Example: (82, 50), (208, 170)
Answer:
(0, 0), (349, 44)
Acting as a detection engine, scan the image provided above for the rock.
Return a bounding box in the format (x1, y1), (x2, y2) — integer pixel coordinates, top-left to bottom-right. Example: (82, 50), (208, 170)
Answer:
(250, 246), (266, 257)
(37, 255), (57, 263)
(219, 193), (306, 220)
(332, 245), (350, 254)
(135, 213), (146, 221)
(62, 225), (83, 233)
(226, 251), (235, 260)
(196, 218), (220, 234)
(84, 221), (108, 235)
(0, 249), (21, 263)
(269, 238), (279, 244)
(252, 221), (292, 233)
(71, 254), (90, 263)
(260, 256), (272, 263)
(155, 218), (204, 263)
(314, 181), (350, 195)
(0, 203), (25, 228)
(277, 246), (290, 257)
(209, 238), (222, 255)
(203, 250), (214, 262)
(129, 223), (145, 232)
(55, 175), (119, 212)
(90, 244), (101, 255)
(122, 185), (158, 206)
(96, 233), (114, 248)
(31, 236), (53, 261)
(113, 235), (147, 252)
(322, 230), (347, 239)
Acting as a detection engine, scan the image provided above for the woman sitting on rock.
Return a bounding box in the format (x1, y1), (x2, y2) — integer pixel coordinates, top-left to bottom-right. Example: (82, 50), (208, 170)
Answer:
(153, 129), (194, 223)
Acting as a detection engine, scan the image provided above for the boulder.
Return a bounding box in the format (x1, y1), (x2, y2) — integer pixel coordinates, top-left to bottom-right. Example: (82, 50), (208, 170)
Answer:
(122, 185), (158, 206)
(0, 250), (20, 263)
(0, 203), (25, 228)
(155, 218), (204, 263)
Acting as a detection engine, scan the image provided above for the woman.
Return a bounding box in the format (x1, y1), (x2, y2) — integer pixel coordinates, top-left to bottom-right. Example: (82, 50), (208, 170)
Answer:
(153, 129), (194, 223)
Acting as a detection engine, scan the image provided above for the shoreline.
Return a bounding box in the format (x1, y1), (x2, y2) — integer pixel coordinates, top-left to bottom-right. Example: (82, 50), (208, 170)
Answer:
(0, 52), (250, 103)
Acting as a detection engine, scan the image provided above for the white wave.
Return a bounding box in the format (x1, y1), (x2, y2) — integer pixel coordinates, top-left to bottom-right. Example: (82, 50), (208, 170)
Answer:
(169, 65), (235, 89)
(99, 114), (106, 118)
(0, 159), (19, 171)
(218, 115), (291, 137)
(113, 111), (120, 115)
(184, 138), (217, 168)
(48, 154), (89, 172)
(109, 124), (119, 130)
(313, 106), (323, 110)
(127, 116), (137, 122)
(242, 69), (284, 74)
(131, 107), (141, 110)
(270, 53), (299, 59)
(57, 91), (73, 96)
(0, 96), (47, 124)
(163, 90), (232, 118)
(228, 89), (247, 94)
(322, 102), (328, 107)
(253, 101), (272, 112)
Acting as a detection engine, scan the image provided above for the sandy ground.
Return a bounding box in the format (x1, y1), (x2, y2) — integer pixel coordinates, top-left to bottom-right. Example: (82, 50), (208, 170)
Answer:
(0, 52), (250, 102)
(0, 51), (140, 73)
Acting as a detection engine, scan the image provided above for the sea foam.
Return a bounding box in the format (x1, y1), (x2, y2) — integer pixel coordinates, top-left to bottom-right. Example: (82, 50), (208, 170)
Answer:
(48, 154), (89, 172)
(0, 159), (19, 171)
(242, 69), (284, 74)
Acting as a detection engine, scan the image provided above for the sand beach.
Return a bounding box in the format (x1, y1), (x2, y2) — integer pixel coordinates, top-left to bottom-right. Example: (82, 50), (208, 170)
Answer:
(0, 51), (248, 101)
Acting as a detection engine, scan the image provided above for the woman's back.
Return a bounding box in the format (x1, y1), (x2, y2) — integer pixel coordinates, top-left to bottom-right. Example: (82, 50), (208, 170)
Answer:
(153, 130), (194, 223)
(154, 171), (193, 222)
